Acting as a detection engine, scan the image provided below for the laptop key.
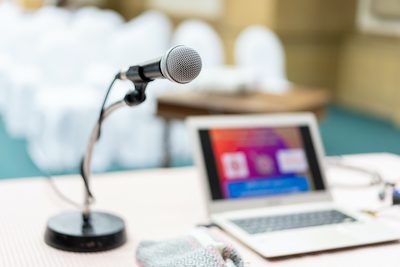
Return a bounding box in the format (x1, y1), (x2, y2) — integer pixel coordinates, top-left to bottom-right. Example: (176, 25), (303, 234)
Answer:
(231, 210), (357, 235)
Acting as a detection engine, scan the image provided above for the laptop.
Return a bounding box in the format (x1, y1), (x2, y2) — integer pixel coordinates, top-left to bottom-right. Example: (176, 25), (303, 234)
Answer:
(187, 113), (400, 258)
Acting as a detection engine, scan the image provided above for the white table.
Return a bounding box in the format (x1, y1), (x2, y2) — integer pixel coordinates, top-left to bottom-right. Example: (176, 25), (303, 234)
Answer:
(1, 153), (400, 267)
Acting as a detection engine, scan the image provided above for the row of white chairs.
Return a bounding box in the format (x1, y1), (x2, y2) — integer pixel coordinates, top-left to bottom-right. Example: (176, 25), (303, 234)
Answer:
(0, 2), (289, 173)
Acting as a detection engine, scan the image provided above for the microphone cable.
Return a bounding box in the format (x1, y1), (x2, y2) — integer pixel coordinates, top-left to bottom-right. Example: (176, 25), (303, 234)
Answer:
(48, 73), (126, 209)
(97, 74), (118, 140)
(45, 171), (82, 209)
(34, 145), (82, 209)
(33, 73), (119, 210)
(325, 156), (400, 219)
(325, 156), (384, 188)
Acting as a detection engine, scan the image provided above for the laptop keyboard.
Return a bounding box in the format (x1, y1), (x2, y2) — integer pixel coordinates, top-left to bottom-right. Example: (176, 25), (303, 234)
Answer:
(231, 209), (357, 235)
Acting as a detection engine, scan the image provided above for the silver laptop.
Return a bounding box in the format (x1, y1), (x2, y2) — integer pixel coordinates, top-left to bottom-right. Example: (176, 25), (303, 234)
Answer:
(187, 113), (400, 258)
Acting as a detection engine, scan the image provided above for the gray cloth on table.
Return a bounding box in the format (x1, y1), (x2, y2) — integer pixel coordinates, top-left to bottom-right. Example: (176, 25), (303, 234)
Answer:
(136, 228), (244, 267)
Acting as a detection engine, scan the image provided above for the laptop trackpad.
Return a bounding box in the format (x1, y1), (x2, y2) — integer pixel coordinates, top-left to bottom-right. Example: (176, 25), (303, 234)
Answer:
(254, 227), (361, 257)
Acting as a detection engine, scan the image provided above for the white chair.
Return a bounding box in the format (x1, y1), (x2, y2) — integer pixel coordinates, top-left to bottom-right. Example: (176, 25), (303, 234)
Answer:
(125, 10), (172, 53)
(92, 79), (136, 170)
(74, 6), (124, 28)
(21, 8), (180, 172)
(34, 30), (88, 86)
(0, 1), (20, 19)
(2, 65), (43, 138)
(1, 7), (72, 137)
(10, 6), (71, 67)
(0, 2), (24, 115)
(0, 54), (15, 114)
(71, 7), (124, 68)
(82, 65), (117, 91)
(235, 25), (290, 93)
(0, 1), (22, 55)
(168, 120), (192, 166)
(24, 7), (123, 172)
(113, 108), (165, 168)
(27, 87), (103, 172)
(29, 5), (71, 29)
(169, 19), (225, 164)
(111, 10), (172, 69)
(4, 17), (78, 138)
(114, 78), (169, 168)
(172, 19), (224, 68)
(108, 11), (173, 168)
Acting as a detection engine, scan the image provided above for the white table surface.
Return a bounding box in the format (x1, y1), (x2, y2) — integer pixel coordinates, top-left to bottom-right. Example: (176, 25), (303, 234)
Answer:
(1, 153), (400, 267)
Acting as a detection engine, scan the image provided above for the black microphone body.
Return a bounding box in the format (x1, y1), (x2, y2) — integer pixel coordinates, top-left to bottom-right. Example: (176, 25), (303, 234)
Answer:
(141, 60), (163, 80)
(118, 45), (202, 84)
(120, 59), (162, 83)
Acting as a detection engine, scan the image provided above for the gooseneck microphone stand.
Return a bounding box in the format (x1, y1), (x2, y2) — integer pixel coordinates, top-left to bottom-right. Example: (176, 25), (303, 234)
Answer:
(81, 82), (148, 222)
(45, 77), (148, 252)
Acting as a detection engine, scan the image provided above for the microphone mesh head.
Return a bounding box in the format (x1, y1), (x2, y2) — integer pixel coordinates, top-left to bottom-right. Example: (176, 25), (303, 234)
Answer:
(161, 45), (202, 84)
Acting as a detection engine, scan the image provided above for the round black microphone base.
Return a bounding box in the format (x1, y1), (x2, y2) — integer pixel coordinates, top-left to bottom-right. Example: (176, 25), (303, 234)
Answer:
(45, 211), (126, 252)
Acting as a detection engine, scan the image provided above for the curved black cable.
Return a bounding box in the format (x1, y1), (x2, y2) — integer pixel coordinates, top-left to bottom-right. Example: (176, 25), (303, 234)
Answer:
(97, 75), (118, 139)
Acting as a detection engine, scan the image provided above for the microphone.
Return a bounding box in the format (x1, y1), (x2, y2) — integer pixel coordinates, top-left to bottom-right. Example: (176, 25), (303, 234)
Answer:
(118, 45), (202, 84)
(44, 45), (202, 254)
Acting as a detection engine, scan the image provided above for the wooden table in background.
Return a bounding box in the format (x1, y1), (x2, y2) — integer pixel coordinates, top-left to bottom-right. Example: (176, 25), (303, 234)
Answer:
(156, 87), (330, 166)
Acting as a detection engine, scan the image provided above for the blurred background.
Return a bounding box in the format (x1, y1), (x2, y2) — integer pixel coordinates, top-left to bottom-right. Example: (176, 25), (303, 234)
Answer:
(1, 0), (400, 179)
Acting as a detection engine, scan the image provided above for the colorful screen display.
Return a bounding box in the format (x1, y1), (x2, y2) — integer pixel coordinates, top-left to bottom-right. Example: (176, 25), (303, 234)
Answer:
(199, 126), (325, 200)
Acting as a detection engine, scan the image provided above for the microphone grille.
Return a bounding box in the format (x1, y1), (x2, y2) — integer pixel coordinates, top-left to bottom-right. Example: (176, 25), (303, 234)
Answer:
(161, 46), (202, 84)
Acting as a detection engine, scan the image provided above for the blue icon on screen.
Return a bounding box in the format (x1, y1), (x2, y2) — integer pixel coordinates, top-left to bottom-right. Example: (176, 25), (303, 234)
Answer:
(227, 176), (310, 199)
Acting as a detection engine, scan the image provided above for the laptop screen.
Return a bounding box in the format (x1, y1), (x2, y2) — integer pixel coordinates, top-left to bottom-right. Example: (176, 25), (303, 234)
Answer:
(199, 126), (325, 200)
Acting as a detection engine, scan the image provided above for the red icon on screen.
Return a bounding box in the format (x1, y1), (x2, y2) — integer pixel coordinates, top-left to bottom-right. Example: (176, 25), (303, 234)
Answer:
(222, 152), (249, 179)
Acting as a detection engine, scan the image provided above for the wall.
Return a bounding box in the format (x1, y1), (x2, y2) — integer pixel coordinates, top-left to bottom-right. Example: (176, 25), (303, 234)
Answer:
(122, 0), (356, 91)
(337, 34), (400, 124)
(226, 0), (356, 90)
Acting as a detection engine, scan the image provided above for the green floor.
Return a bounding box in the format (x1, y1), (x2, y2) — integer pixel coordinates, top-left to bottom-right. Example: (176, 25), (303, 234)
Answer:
(0, 120), (43, 179)
(1, 105), (399, 180)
